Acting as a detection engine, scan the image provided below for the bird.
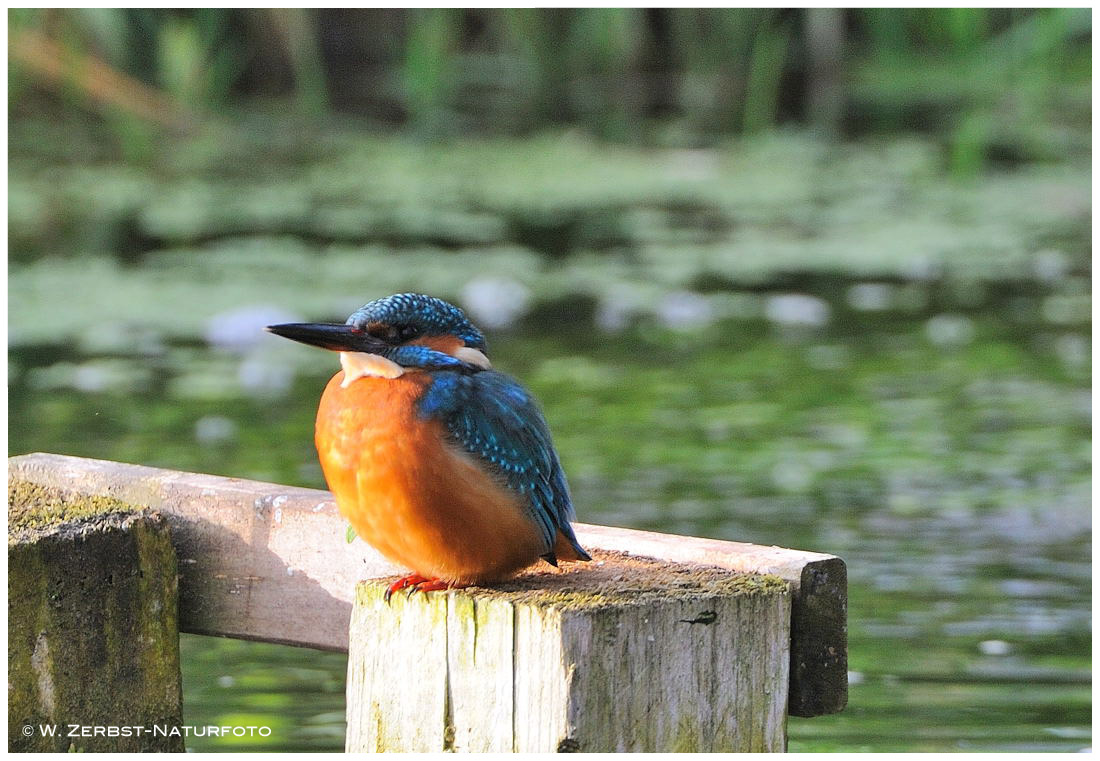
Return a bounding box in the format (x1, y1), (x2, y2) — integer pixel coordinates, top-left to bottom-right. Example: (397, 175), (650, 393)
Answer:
(267, 293), (590, 600)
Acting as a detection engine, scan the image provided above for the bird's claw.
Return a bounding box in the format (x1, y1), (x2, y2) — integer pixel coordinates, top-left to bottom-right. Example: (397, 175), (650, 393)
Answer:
(384, 574), (428, 603)
(384, 574), (453, 604)
(406, 578), (452, 598)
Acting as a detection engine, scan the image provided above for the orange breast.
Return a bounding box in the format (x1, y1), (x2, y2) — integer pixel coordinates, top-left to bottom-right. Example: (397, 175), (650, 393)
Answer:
(314, 370), (548, 584)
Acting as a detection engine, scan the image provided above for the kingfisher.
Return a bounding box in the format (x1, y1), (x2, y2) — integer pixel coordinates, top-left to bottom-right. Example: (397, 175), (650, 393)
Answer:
(267, 293), (590, 599)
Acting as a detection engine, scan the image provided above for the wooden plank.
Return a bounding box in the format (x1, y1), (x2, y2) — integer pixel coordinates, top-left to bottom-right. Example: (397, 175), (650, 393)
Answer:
(7, 452), (847, 716)
(346, 554), (791, 752)
(9, 452), (400, 650)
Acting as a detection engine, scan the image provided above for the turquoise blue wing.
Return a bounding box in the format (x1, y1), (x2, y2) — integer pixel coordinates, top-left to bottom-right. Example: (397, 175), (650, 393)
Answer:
(418, 370), (589, 561)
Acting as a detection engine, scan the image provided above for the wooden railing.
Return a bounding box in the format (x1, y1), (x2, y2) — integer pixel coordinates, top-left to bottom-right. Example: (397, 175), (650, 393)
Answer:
(8, 453), (846, 752)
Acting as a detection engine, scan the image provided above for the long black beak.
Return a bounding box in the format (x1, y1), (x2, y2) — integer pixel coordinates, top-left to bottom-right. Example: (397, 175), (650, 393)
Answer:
(265, 323), (388, 353)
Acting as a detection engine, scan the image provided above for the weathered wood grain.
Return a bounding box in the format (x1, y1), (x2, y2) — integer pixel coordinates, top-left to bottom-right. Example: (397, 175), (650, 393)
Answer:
(346, 553), (791, 752)
(8, 452), (847, 716)
(8, 482), (183, 751)
(576, 524), (848, 717)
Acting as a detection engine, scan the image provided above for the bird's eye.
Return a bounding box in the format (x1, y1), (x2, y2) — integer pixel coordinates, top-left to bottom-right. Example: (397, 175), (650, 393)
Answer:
(366, 323), (400, 343)
(366, 322), (418, 343)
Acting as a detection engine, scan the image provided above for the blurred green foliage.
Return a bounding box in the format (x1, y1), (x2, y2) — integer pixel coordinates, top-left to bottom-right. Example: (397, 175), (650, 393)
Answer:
(8, 129), (1089, 335)
(9, 8), (1091, 171)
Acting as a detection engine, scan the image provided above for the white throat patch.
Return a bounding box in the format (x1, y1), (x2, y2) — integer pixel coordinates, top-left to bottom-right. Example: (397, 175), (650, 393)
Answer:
(338, 346), (491, 387)
(340, 351), (405, 386)
(453, 346), (492, 369)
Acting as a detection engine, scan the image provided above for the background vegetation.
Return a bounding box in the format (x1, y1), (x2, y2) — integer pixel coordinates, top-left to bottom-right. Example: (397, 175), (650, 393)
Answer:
(9, 8), (1091, 166)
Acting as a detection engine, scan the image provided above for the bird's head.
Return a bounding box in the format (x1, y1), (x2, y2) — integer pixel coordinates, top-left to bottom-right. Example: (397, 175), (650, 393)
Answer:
(267, 293), (490, 382)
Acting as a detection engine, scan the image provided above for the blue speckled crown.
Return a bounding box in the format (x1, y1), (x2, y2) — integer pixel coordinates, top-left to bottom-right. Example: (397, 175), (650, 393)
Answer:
(345, 293), (487, 351)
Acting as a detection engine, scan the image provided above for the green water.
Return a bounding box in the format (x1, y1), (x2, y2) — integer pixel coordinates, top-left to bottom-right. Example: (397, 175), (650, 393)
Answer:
(8, 128), (1090, 752)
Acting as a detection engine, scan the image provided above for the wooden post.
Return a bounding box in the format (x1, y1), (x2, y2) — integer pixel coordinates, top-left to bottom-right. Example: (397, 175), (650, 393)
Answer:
(346, 552), (790, 752)
(577, 524), (847, 717)
(8, 479), (183, 752)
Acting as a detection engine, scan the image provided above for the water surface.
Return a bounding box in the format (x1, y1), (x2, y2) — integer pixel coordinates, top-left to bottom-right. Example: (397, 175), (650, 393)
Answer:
(8, 130), (1089, 752)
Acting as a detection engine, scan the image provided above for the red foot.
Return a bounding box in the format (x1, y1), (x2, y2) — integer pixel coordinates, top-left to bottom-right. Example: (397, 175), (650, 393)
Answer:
(384, 574), (466, 603)
(384, 574), (430, 603)
(407, 578), (454, 597)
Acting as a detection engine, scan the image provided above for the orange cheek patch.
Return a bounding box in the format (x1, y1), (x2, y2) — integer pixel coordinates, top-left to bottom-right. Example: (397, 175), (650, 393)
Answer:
(410, 335), (464, 355)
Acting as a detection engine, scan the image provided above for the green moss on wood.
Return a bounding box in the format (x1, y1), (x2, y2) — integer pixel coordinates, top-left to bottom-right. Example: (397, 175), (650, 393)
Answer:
(8, 479), (139, 540)
(8, 481), (183, 751)
(131, 520), (182, 709)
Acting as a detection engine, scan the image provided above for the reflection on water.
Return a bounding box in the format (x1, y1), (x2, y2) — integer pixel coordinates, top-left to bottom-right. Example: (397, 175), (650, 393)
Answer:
(10, 288), (1089, 752)
(179, 635), (346, 752)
